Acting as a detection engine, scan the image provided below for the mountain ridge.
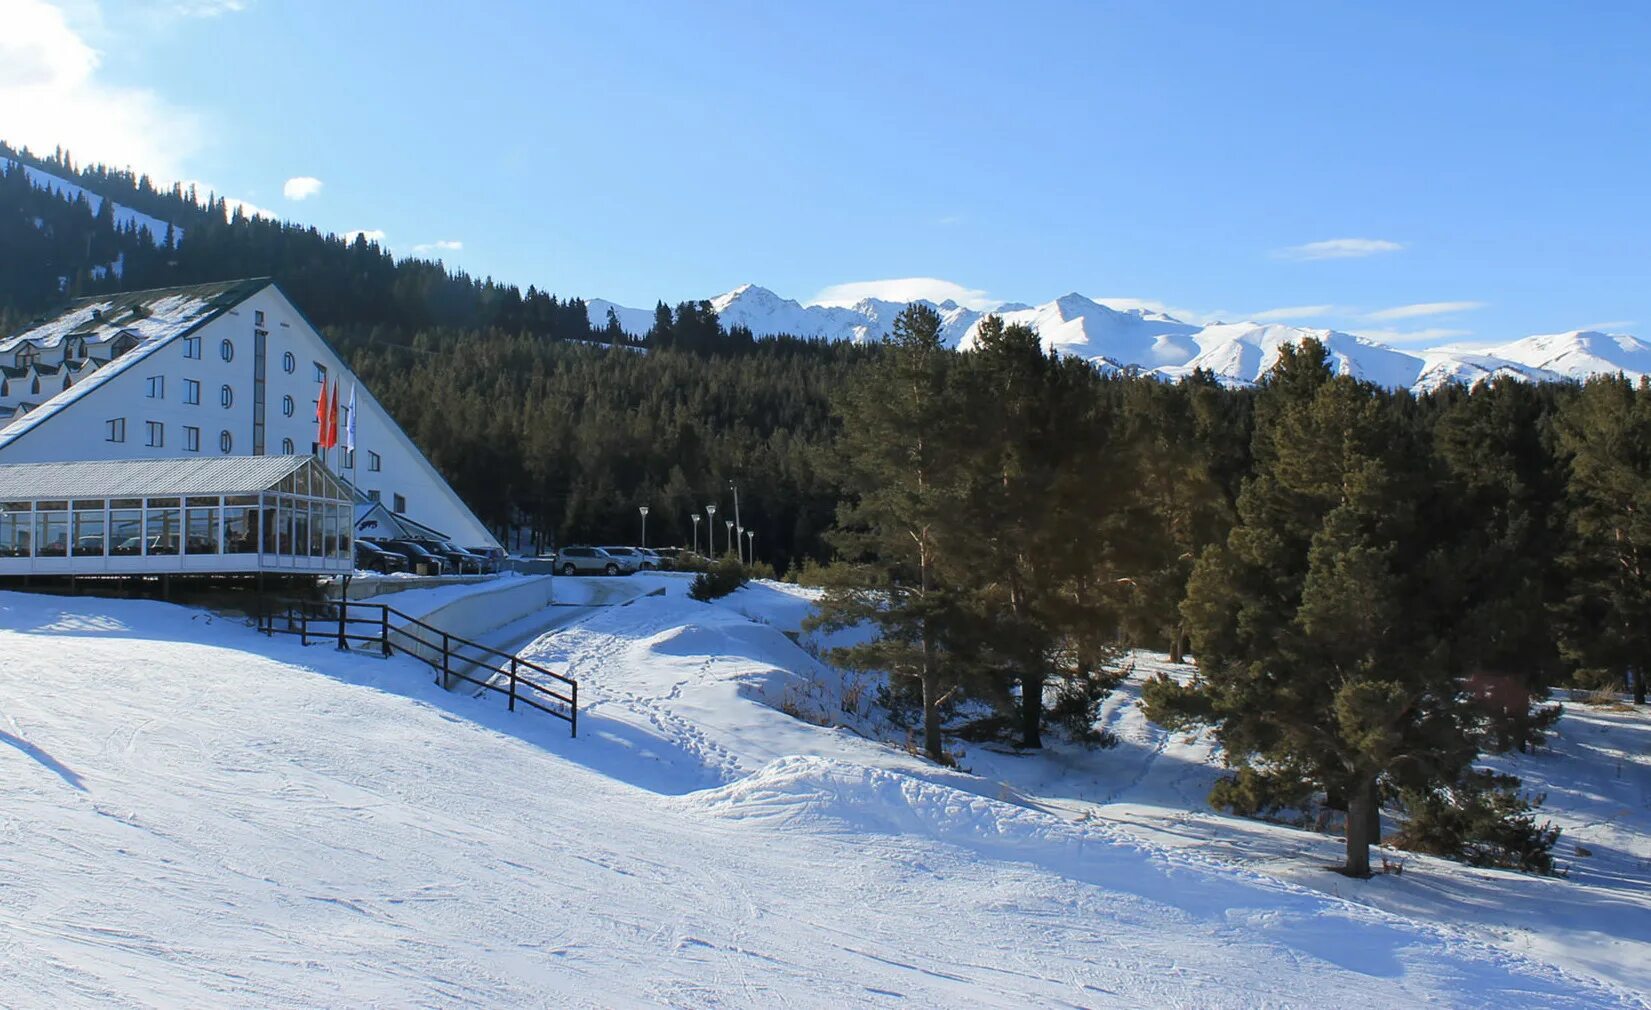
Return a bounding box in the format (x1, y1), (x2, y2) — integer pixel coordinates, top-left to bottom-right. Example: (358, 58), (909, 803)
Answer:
(596, 283), (1647, 394)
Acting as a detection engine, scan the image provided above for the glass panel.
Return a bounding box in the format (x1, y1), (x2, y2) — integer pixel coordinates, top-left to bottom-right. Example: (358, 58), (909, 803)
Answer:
(72, 499), (103, 510)
(109, 509), (143, 555)
(36, 500), (67, 511)
(35, 510), (67, 557)
(278, 498), (295, 555)
(187, 496), (221, 508)
(146, 497), (180, 509)
(146, 507), (180, 555)
(0, 503), (28, 557)
(73, 509), (105, 557)
(293, 500), (310, 557)
(185, 508), (220, 554)
(225, 504), (259, 554)
(313, 501), (330, 557)
(110, 498), (142, 509)
(225, 495), (259, 507)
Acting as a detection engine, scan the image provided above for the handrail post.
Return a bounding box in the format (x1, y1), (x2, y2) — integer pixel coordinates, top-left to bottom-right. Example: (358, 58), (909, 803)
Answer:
(509, 657), (517, 712)
(441, 631), (450, 689)
(380, 605), (391, 657)
(336, 600), (348, 651)
(299, 606), (307, 647)
(571, 680), (578, 738)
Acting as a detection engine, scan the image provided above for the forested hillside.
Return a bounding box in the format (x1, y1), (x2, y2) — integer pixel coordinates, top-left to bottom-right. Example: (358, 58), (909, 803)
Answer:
(0, 144), (856, 570)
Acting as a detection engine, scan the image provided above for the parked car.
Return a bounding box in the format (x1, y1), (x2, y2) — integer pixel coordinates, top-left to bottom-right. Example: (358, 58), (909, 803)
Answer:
(371, 538), (449, 575)
(467, 545), (507, 574)
(554, 545), (633, 576)
(411, 538), (488, 574)
(355, 539), (409, 574)
(600, 546), (658, 571)
(638, 547), (671, 570)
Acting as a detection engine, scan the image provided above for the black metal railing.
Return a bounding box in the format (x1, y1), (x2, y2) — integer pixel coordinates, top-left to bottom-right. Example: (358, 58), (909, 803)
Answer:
(258, 600), (577, 736)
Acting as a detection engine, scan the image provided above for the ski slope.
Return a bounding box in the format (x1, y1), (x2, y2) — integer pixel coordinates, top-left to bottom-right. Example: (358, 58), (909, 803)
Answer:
(0, 582), (1642, 1008)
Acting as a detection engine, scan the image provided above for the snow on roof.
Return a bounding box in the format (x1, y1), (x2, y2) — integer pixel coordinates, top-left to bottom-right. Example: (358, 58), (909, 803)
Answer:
(0, 279), (271, 449)
(0, 454), (338, 500)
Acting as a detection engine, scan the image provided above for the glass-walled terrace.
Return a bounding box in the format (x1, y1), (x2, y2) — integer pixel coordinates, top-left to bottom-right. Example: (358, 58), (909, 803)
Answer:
(0, 456), (354, 575)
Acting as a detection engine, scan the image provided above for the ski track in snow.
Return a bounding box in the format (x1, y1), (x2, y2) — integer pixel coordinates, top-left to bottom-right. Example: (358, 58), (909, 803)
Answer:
(0, 579), (1644, 1008)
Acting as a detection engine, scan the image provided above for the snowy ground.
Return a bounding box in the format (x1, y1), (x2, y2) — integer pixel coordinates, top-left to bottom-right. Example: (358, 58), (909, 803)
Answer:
(0, 578), (1645, 1008)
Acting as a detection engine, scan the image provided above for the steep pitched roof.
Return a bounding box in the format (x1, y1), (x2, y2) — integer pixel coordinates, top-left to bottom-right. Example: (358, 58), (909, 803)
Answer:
(0, 279), (272, 450)
(0, 454), (330, 500)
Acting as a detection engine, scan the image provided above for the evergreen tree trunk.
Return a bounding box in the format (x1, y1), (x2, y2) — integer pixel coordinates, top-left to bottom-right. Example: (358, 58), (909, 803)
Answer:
(920, 619), (943, 761)
(1168, 622), (1187, 664)
(1020, 671), (1044, 749)
(1343, 773), (1379, 877)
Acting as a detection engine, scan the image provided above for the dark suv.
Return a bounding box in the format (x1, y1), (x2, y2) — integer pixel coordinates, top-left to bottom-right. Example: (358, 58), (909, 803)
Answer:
(371, 538), (449, 575)
(355, 539), (409, 574)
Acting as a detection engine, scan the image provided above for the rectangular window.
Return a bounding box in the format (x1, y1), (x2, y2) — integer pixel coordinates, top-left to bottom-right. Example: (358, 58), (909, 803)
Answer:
(146, 421), (164, 448)
(314, 362), (327, 383)
(183, 378), (200, 405)
(183, 335), (201, 359)
(392, 493), (406, 514)
(146, 375), (164, 399)
(184, 425), (200, 452)
(105, 418), (125, 443)
(368, 451), (381, 472)
(366, 489), (380, 502)
(254, 309), (265, 325)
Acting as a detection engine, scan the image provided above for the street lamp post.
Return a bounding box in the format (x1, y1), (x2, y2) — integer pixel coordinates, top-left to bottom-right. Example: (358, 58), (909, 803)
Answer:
(736, 526), (745, 564)
(725, 520), (734, 559)
(638, 506), (649, 548)
(746, 529), (755, 565)
(706, 505), (717, 558)
(691, 513), (701, 555)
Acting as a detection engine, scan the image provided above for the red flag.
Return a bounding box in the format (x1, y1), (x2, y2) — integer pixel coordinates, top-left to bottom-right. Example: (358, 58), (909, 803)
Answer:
(326, 382), (340, 449)
(316, 376), (330, 448)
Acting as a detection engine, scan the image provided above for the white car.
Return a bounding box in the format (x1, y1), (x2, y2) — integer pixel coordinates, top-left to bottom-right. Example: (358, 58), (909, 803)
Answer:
(599, 546), (655, 571)
(554, 545), (635, 576)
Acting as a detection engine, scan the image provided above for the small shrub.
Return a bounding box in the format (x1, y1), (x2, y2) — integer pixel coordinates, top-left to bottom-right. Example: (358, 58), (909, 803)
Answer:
(688, 556), (749, 602)
(1208, 764), (1317, 818)
(1393, 770), (1561, 875)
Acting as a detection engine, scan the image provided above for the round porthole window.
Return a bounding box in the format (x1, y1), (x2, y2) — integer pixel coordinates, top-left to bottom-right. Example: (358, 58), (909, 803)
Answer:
(219, 430), (233, 453)
(282, 351), (296, 373)
(221, 384), (234, 408)
(282, 394), (294, 417)
(220, 339), (234, 362)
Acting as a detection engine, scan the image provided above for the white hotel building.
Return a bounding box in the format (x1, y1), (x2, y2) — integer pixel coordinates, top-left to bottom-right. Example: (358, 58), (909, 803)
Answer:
(0, 279), (496, 577)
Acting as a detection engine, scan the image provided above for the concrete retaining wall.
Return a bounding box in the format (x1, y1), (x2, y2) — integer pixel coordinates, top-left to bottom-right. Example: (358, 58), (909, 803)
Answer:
(379, 575), (558, 689)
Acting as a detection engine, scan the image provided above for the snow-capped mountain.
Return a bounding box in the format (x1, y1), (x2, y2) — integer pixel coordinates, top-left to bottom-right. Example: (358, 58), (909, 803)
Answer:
(590, 284), (1649, 394)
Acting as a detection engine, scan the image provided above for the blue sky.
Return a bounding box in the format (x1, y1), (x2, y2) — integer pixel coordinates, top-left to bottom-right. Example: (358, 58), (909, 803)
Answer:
(3, 0), (1648, 345)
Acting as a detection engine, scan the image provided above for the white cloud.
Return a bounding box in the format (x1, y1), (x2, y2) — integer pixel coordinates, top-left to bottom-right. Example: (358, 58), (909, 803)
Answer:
(1092, 297), (1227, 326)
(1365, 300), (1485, 321)
(339, 228), (386, 246)
(1350, 327), (1474, 346)
(165, 0), (247, 14)
(1580, 320), (1637, 333)
(411, 239), (463, 256)
(809, 277), (994, 311)
(282, 175), (322, 200)
(1275, 238), (1405, 261)
(0, 0), (204, 180)
(1250, 304), (1338, 322)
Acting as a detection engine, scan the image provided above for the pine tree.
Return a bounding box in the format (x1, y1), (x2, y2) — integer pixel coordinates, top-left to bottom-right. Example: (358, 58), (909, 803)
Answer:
(806, 304), (968, 761)
(1143, 341), (1497, 876)
(1554, 375), (1651, 704)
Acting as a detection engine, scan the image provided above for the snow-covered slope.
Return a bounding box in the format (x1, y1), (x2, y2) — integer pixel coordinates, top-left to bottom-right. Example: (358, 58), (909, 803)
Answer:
(2, 581), (1646, 1007)
(589, 286), (1649, 394)
(1, 156), (181, 246)
(1487, 331), (1651, 382)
